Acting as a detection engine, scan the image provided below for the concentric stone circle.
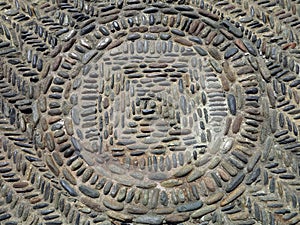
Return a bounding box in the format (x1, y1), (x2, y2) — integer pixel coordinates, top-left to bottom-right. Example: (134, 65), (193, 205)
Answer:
(0, 0), (300, 224)
(40, 1), (261, 221)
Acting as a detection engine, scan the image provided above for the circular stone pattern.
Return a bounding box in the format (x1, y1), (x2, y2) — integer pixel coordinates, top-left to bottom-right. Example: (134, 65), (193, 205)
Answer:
(52, 2), (259, 222)
(72, 39), (231, 181)
(1, 0), (300, 224)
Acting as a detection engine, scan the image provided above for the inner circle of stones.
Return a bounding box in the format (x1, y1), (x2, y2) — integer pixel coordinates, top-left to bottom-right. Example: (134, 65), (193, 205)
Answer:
(43, 5), (261, 212)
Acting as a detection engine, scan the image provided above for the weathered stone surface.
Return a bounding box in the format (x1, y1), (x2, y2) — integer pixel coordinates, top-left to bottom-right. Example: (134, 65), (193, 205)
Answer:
(0, 1), (298, 224)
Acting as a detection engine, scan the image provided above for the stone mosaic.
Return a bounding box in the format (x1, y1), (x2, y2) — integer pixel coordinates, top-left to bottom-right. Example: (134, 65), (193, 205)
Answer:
(0, 0), (300, 224)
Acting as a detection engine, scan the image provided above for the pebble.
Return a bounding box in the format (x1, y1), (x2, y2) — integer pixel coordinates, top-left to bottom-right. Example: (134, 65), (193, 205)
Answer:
(221, 20), (243, 38)
(45, 132), (55, 151)
(246, 167), (261, 185)
(258, 59), (271, 81)
(261, 136), (272, 162)
(242, 39), (257, 56)
(232, 115), (243, 134)
(133, 215), (164, 225)
(228, 211), (249, 221)
(103, 197), (124, 211)
(173, 165), (193, 178)
(208, 47), (221, 60)
(225, 172), (245, 192)
(149, 189), (160, 209)
(161, 179), (183, 188)
(165, 213), (189, 223)
(191, 205), (217, 219)
(106, 211), (132, 222)
(62, 168), (77, 185)
(160, 33), (171, 40)
(108, 164), (125, 175)
(71, 107), (80, 125)
(205, 192), (224, 205)
(203, 176), (216, 192)
(234, 39), (247, 52)
(247, 152), (261, 172)
(64, 118), (74, 135)
(223, 61), (236, 82)
(99, 26), (110, 36)
(79, 185), (100, 198)
(221, 185), (246, 206)
(232, 151), (248, 164)
(45, 154), (59, 176)
(198, 8), (219, 21)
(80, 24), (96, 36)
(177, 201), (203, 212)
(152, 207), (174, 215)
(209, 59), (222, 73)
(174, 37), (193, 46)
(221, 160), (238, 176)
(82, 50), (98, 64)
(193, 46), (208, 56)
(187, 169), (205, 182)
(213, 34), (225, 46)
(60, 180), (77, 197)
(160, 191), (168, 206)
(82, 168), (94, 183)
(227, 94), (237, 115)
(171, 29), (185, 36)
(189, 36), (202, 44)
(97, 37), (112, 50)
(224, 47), (238, 59)
(148, 173), (168, 181)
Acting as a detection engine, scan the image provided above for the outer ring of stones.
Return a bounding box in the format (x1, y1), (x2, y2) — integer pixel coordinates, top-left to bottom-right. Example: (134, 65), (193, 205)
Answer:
(37, 1), (265, 223)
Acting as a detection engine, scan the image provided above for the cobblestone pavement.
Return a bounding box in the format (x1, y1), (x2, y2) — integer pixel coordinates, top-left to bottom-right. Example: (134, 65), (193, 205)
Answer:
(0, 0), (300, 224)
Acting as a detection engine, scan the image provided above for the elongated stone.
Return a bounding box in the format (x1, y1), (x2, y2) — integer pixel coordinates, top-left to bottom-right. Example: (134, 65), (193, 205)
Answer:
(79, 185), (100, 198)
(224, 47), (238, 59)
(222, 20), (243, 38)
(97, 37), (112, 50)
(242, 39), (257, 56)
(225, 172), (245, 192)
(45, 155), (59, 176)
(227, 94), (237, 115)
(107, 211), (133, 222)
(191, 205), (217, 219)
(205, 192), (224, 205)
(82, 50), (98, 64)
(187, 169), (205, 182)
(246, 167), (261, 185)
(173, 165), (193, 177)
(103, 197), (124, 211)
(165, 213), (189, 223)
(161, 179), (183, 188)
(193, 46), (207, 56)
(232, 115), (243, 134)
(60, 180), (78, 197)
(221, 185), (246, 206)
(133, 215), (164, 225)
(177, 201), (203, 212)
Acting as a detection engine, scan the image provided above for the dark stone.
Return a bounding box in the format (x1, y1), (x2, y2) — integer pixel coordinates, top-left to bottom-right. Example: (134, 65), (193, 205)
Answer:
(79, 185), (100, 198)
(177, 201), (203, 212)
(60, 180), (78, 197)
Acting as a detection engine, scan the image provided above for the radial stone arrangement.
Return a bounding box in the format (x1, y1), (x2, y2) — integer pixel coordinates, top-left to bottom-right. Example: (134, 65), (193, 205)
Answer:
(1, 0), (300, 224)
